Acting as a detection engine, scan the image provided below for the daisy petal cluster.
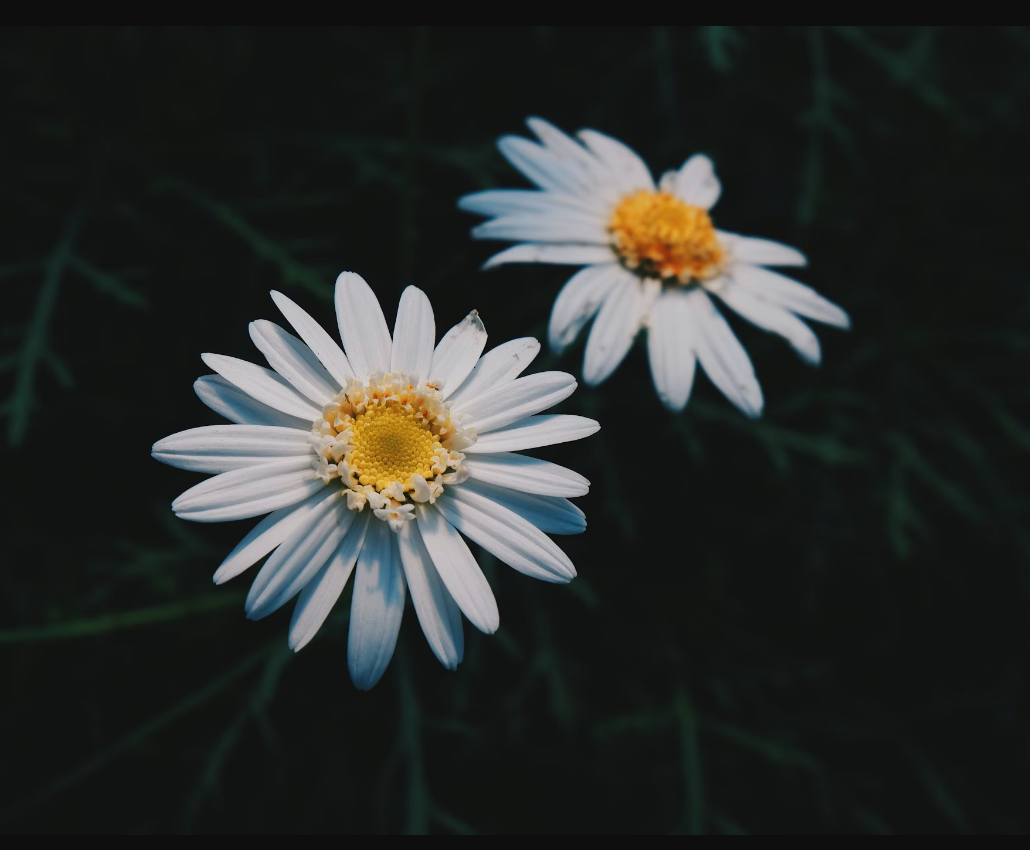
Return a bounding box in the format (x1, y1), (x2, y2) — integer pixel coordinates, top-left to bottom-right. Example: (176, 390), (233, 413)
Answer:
(152, 273), (598, 690)
(459, 117), (851, 417)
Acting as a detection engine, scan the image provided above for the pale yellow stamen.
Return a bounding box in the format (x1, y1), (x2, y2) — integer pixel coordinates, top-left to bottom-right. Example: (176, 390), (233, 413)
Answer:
(609, 190), (725, 284)
(312, 374), (469, 525)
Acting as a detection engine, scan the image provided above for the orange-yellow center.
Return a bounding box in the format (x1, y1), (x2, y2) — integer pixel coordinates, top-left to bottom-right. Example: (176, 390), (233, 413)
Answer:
(608, 190), (725, 284)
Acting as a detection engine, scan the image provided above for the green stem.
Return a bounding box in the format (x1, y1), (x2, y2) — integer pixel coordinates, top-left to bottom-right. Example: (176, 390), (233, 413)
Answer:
(675, 686), (705, 835)
(0, 644), (272, 824)
(0, 593), (245, 644)
(8, 208), (83, 446)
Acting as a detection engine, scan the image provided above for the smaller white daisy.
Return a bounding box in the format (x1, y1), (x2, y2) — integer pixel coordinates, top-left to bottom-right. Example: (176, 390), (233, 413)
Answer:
(153, 273), (598, 690)
(459, 118), (851, 417)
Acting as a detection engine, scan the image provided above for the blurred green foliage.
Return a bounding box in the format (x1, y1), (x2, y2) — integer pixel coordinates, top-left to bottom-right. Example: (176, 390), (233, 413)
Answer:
(2, 26), (1029, 833)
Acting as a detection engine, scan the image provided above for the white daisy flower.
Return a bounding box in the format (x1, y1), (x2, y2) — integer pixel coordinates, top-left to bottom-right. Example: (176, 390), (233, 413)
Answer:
(152, 273), (598, 690)
(459, 118), (851, 417)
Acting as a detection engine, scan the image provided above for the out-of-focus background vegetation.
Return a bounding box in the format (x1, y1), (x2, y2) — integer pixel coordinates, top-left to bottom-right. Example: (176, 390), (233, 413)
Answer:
(2, 26), (1029, 834)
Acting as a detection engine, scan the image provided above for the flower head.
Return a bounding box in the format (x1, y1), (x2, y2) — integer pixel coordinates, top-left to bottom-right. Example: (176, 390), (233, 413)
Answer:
(459, 118), (851, 416)
(153, 273), (598, 690)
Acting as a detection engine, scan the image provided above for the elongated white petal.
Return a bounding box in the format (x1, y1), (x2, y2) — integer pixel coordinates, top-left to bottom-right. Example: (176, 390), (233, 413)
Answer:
(172, 458), (323, 522)
(577, 129), (654, 193)
(647, 289), (698, 411)
(464, 414), (599, 454)
(415, 504), (498, 634)
(428, 310), (487, 397)
(246, 492), (351, 620)
(483, 243), (616, 270)
(398, 521), (463, 670)
(549, 263), (624, 354)
(673, 154), (721, 210)
(201, 354), (322, 421)
(719, 231), (807, 267)
(436, 488), (575, 583)
(715, 280), (821, 365)
(213, 491), (327, 585)
(526, 117), (621, 201)
(289, 512), (369, 651)
(689, 289), (764, 418)
(464, 452), (589, 497)
(390, 286), (435, 384)
(731, 265), (850, 329)
(153, 424), (313, 473)
(448, 338), (540, 407)
(249, 320), (338, 405)
(271, 290), (354, 387)
(472, 213), (608, 245)
(194, 375), (312, 430)
(335, 271), (392, 378)
(498, 135), (599, 200)
(460, 478), (586, 535)
(459, 189), (599, 218)
(454, 371), (576, 434)
(582, 274), (643, 385)
(243, 497), (348, 612)
(348, 520), (406, 691)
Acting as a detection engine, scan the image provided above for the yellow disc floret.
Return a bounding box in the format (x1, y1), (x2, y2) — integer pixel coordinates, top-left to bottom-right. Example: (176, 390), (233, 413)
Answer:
(309, 373), (474, 525)
(349, 404), (437, 490)
(608, 190), (725, 284)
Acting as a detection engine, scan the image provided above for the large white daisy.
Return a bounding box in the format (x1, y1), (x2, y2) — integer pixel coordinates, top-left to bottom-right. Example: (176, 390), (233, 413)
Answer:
(152, 273), (598, 690)
(459, 118), (851, 416)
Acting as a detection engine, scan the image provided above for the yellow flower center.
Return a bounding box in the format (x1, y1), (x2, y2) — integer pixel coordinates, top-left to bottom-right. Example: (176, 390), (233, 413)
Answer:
(311, 374), (471, 515)
(349, 404), (438, 490)
(608, 190), (725, 284)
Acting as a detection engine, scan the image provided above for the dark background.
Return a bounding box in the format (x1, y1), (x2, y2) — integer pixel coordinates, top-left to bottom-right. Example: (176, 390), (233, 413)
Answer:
(2, 26), (1029, 834)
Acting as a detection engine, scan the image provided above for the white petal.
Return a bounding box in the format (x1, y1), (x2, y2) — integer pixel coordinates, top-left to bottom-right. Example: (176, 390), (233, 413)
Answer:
(289, 511), (369, 651)
(497, 135), (602, 201)
(472, 213), (607, 245)
(673, 154), (721, 210)
(389, 286), (435, 385)
(526, 117), (621, 200)
(152, 424), (313, 473)
(436, 488), (575, 584)
(689, 289), (764, 418)
(482, 243), (616, 270)
(548, 263), (624, 354)
(464, 414), (599, 454)
(398, 521), (464, 670)
(464, 452), (589, 498)
(582, 274), (643, 385)
(201, 354), (322, 421)
(334, 271), (392, 378)
(249, 320), (338, 405)
(459, 189), (599, 218)
(414, 504), (498, 634)
(271, 290), (354, 387)
(194, 375), (312, 430)
(213, 490), (327, 585)
(245, 492), (352, 620)
(731, 264), (850, 329)
(525, 116), (586, 155)
(447, 337), (540, 407)
(647, 289), (698, 411)
(460, 478), (586, 535)
(428, 310), (487, 397)
(715, 279), (822, 365)
(454, 371), (576, 435)
(347, 520), (406, 691)
(576, 129), (655, 194)
(172, 458), (324, 522)
(718, 231), (807, 267)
